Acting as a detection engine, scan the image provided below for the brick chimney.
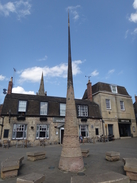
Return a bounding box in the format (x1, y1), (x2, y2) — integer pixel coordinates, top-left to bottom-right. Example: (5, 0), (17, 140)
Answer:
(7, 77), (13, 94)
(87, 80), (92, 101)
(135, 95), (137, 103)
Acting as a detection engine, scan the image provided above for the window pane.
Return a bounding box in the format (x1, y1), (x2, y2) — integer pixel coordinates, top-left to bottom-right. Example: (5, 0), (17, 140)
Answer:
(78, 105), (88, 117)
(111, 85), (117, 93)
(18, 101), (27, 112)
(3, 129), (9, 138)
(40, 102), (48, 115)
(106, 99), (110, 109)
(12, 124), (27, 139)
(60, 104), (66, 116)
(79, 125), (88, 137)
(36, 125), (49, 139)
(120, 101), (125, 110)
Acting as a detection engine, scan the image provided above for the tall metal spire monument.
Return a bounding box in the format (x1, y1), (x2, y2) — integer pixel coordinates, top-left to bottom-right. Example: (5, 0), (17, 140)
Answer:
(59, 13), (84, 172)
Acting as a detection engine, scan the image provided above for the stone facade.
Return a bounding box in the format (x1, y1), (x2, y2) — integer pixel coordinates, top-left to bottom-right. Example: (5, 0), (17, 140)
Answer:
(92, 87), (137, 139)
(1, 116), (102, 146)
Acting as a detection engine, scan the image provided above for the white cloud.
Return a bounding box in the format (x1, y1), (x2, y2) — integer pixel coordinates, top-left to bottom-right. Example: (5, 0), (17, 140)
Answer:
(131, 28), (137, 34)
(0, 0), (31, 19)
(91, 70), (99, 77)
(108, 69), (115, 74)
(67, 5), (81, 21)
(38, 55), (48, 62)
(19, 60), (82, 83)
(129, 0), (137, 23)
(12, 86), (35, 95)
(125, 30), (129, 39)
(0, 75), (5, 81)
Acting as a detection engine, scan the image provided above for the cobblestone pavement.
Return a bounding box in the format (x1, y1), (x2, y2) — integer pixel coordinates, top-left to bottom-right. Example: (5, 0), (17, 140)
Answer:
(0, 137), (137, 183)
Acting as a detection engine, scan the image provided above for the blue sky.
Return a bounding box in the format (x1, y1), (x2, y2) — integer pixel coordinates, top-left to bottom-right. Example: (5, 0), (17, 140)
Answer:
(0, 0), (137, 104)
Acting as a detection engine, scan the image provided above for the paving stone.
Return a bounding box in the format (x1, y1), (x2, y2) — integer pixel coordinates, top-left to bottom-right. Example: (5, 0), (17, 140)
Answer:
(71, 172), (130, 183)
(16, 172), (45, 183)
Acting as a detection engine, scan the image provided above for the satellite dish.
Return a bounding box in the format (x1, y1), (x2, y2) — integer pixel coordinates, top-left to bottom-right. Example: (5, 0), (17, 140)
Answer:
(3, 89), (7, 94)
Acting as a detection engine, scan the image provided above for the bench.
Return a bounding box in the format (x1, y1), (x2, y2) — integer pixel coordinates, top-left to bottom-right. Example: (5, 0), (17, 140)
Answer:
(27, 151), (46, 161)
(106, 151), (120, 161)
(39, 139), (46, 147)
(81, 149), (89, 157)
(16, 139), (31, 148)
(17, 172), (45, 183)
(123, 158), (137, 181)
(1, 156), (24, 179)
(2, 140), (10, 148)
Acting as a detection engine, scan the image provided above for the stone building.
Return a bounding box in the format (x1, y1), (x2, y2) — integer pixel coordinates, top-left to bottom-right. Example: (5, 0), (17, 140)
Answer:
(0, 104), (3, 139)
(1, 76), (102, 146)
(83, 81), (137, 139)
(133, 95), (137, 124)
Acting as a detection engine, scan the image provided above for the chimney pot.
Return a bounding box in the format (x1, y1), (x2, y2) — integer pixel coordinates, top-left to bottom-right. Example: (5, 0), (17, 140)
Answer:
(135, 95), (137, 103)
(7, 77), (13, 94)
(87, 80), (92, 101)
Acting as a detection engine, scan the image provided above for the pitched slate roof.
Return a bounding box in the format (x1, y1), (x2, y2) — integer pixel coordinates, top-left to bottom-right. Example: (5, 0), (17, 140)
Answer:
(0, 104), (3, 116)
(2, 93), (101, 119)
(83, 82), (130, 100)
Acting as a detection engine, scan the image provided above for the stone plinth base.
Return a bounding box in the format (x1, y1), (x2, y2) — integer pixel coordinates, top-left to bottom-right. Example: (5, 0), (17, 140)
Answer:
(1, 169), (18, 179)
(123, 158), (137, 181)
(27, 151), (46, 161)
(16, 173), (45, 183)
(59, 156), (84, 172)
(81, 149), (89, 157)
(1, 156), (24, 179)
(106, 151), (120, 161)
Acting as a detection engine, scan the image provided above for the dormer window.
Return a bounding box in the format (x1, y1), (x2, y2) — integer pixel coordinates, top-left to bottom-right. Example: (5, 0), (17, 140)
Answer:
(40, 102), (48, 115)
(78, 105), (88, 117)
(110, 85), (117, 94)
(60, 103), (66, 116)
(18, 101), (27, 112)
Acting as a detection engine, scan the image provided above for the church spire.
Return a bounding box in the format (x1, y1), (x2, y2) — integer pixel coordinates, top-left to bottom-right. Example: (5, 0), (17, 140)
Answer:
(38, 72), (45, 96)
(68, 11), (73, 88)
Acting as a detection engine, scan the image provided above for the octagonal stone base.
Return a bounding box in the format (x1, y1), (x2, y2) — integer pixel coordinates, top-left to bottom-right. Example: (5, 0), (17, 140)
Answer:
(59, 156), (84, 172)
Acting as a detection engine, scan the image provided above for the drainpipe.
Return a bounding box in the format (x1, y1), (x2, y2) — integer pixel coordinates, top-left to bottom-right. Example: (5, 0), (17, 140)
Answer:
(0, 117), (4, 139)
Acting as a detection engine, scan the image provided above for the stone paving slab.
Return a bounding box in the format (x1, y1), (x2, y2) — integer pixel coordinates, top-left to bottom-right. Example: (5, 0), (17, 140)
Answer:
(0, 138), (137, 183)
(71, 172), (130, 183)
(16, 172), (45, 183)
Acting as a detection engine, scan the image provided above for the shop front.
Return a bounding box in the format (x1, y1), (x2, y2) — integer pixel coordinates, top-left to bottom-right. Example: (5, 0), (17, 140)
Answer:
(118, 119), (131, 137)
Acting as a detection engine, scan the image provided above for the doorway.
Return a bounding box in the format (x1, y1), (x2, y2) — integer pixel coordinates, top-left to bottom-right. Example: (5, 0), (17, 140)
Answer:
(60, 128), (64, 144)
(108, 124), (113, 135)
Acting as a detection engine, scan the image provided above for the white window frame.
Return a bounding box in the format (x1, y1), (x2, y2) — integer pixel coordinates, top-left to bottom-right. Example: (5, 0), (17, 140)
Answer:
(36, 124), (49, 139)
(110, 85), (117, 94)
(60, 103), (66, 116)
(18, 101), (27, 112)
(106, 99), (111, 109)
(40, 102), (48, 115)
(12, 124), (27, 139)
(78, 105), (88, 117)
(120, 101), (125, 110)
(79, 125), (88, 137)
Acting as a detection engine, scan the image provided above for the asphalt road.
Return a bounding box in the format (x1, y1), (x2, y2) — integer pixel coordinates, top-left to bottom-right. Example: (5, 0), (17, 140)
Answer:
(0, 137), (137, 183)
